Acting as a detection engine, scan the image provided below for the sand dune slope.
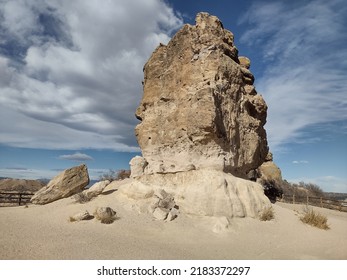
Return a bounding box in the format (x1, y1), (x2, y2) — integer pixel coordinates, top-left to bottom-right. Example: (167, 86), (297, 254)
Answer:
(0, 180), (346, 259)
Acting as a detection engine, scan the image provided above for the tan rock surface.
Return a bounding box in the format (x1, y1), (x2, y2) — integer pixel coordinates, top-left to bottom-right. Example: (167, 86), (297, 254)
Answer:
(121, 169), (270, 218)
(83, 180), (110, 198)
(257, 152), (283, 184)
(31, 164), (89, 205)
(135, 12), (268, 178)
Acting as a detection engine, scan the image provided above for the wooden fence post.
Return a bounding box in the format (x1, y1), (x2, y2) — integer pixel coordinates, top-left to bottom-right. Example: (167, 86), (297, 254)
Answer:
(306, 195), (309, 206)
(293, 194), (295, 204)
(18, 193), (22, 206)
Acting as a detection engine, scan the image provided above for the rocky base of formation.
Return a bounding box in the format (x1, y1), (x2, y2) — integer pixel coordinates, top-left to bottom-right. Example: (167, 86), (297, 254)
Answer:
(121, 169), (270, 219)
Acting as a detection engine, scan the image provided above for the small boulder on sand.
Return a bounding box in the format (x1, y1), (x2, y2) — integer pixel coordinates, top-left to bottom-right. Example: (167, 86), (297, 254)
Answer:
(94, 207), (117, 224)
(83, 180), (110, 199)
(69, 210), (93, 222)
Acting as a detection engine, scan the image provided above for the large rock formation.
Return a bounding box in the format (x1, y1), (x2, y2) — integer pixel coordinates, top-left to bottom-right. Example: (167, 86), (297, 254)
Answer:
(124, 13), (271, 223)
(31, 164), (89, 205)
(135, 12), (268, 178)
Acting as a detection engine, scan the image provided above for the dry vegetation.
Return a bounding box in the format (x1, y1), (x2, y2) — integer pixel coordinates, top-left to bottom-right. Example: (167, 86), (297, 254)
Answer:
(300, 207), (330, 230)
(259, 206), (275, 221)
(99, 169), (131, 182)
(260, 179), (326, 202)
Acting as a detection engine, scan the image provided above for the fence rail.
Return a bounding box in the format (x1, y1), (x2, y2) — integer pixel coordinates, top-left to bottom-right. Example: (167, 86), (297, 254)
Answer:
(280, 194), (347, 212)
(0, 191), (35, 206)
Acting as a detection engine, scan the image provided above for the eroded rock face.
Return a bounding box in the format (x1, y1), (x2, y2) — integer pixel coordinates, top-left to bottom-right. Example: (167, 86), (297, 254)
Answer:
(121, 169), (270, 218)
(31, 164), (89, 205)
(135, 12), (268, 178)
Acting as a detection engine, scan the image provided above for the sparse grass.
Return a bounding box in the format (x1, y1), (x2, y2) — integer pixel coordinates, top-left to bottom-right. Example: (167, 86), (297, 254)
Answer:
(300, 207), (330, 230)
(259, 206), (275, 221)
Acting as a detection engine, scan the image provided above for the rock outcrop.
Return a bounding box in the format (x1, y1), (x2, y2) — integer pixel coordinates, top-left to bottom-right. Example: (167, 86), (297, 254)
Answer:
(82, 180), (110, 199)
(31, 164), (89, 205)
(122, 169), (269, 218)
(123, 13), (271, 223)
(135, 12), (268, 178)
(257, 152), (283, 184)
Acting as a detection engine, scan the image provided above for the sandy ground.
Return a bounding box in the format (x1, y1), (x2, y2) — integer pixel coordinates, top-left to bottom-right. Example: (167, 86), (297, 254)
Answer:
(0, 180), (346, 260)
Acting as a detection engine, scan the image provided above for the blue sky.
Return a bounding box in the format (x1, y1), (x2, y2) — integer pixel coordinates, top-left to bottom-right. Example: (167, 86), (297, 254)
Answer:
(0, 0), (346, 192)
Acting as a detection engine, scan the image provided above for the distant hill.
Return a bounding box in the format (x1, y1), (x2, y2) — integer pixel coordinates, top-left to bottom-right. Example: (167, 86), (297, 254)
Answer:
(0, 179), (44, 193)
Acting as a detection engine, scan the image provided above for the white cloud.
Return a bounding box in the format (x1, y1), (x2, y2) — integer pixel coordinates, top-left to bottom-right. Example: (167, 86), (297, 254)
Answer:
(0, 0), (183, 151)
(292, 160), (309, 164)
(58, 152), (93, 161)
(240, 0), (347, 153)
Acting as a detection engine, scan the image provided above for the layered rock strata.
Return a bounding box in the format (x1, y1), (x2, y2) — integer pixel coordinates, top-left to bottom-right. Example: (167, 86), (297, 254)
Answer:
(31, 164), (89, 205)
(135, 12), (268, 178)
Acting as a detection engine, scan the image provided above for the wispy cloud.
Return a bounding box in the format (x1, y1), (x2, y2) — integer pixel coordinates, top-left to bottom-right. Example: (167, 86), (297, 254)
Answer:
(58, 152), (93, 161)
(240, 0), (347, 153)
(292, 160), (309, 164)
(0, 0), (183, 151)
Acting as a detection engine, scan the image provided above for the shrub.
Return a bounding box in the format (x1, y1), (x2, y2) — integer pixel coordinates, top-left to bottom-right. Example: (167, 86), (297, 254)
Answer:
(259, 206), (275, 221)
(260, 179), (283, 202)
(299, 182), (325, 197)
(116, 169), (131, 180)
(99, 169), (131, 182)
(300, 207), (329, 230)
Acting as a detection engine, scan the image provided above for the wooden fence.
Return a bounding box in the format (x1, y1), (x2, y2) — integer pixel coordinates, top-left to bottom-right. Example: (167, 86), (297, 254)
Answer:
(0, 191), (35, 206)
(280, 194), (347, 212)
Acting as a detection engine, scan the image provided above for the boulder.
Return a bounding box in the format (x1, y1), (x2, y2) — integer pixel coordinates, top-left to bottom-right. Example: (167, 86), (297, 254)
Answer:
(129, 156), (148, 178)
(257, 152), (283, 184)
(83, 180), (110, 198)
(31, 164), (89, 205)
(153, 207), (169, 220)
(167, 207), (180, 221)
(94, 207), (117, 224)
(69, 210), (92, 222)
(135, 12), (268, 178)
